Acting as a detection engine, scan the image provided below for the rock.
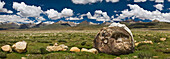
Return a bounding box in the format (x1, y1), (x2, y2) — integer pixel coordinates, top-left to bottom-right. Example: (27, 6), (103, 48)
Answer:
(21, 57), (26, 59)
(135, 40), (153, 46)
(94, 23), (135, 55)
(114, 57), (121, 59)
(46, 43), (68, 52)
(46, 46), (62, 52)
(59, 44), (68, 51)
(133, 56), (138, 58)
(89, 48), (98, 54)
(54, 43), (58, 46)
(81, 48), (98, 54)
(12, 41), (27, 53)
(160, 38), (166, 41)
(135, 42), (140, 47)
(81, 48), (89, 52)
(70, 47), (80, 52)
(153, 56), (159, 58)
(1, 45), (12, 52)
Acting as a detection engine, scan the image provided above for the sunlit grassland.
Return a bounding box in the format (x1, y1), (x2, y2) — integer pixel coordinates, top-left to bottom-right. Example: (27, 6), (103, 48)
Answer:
(0, 29), (170, 59)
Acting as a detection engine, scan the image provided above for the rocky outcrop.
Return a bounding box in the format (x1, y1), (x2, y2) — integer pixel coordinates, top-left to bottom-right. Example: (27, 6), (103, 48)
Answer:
(1, 45), (12, 52)
(12, 41), (27, 53)
(94, 23), (135, 55)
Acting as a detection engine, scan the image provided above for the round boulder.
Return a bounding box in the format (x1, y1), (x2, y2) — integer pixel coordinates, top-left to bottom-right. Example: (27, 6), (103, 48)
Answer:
(94, 23), (135, 55)
(12, 41), (27, 53)
(1, 45), (12, 52)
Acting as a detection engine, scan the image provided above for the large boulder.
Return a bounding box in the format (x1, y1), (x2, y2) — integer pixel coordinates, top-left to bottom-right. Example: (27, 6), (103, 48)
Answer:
(12, 41), (27, 53)
(94, 23), (135, 55)
(1, 45), (12, 52)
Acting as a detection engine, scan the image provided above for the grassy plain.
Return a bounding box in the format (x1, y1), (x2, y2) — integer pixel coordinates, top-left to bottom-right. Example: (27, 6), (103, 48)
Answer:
(0, 29), (170, 59)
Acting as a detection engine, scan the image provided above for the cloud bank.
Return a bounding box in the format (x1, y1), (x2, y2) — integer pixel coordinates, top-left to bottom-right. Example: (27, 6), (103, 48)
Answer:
(45, 8), (74, 20)
(0, 0), (13, 13)
(117, 4), (170, 22)
(13, 2), (43, 17)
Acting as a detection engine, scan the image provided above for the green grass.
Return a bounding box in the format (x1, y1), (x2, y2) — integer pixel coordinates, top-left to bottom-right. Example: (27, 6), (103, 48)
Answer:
(0, 29), (170, 59)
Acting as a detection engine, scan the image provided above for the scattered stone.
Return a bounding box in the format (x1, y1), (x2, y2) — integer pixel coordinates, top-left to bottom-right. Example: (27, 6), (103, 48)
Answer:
(59, 44), (68, 51)
(153, 56), (159, 58)
(94, 23), (135, 55)
(46, 46), (62, 52)
(158, 42), (160, 44)
(89, 48), (98, 54)
(21, 57), (26, 59)
(133, 56), (138, 58)
(135, 40), (153, 47)
(160, 38), (166, 41)
(1, 45), (12, 52)
(81, 48), (98, 54)
(81, 48), (89, 52)
(46, 43), (68, 52)
(12, 41), (27, 53)
(114, 57), (121, 59)
(70, 47), (80, 52)
(53, 43), (58, 46)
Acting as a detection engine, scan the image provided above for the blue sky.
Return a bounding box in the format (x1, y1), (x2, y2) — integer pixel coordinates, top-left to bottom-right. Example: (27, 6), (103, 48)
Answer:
(0, 0), (170, 24)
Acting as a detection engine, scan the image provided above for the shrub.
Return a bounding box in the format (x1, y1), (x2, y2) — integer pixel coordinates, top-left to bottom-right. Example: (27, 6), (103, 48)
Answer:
(81, 41), (86, 46)
(27, 48), (41, 54)
(58, 39), (67, 43)
(40, 47), (48, 54)
(138, 52), (153, 59)
(0, 52), (7, 58)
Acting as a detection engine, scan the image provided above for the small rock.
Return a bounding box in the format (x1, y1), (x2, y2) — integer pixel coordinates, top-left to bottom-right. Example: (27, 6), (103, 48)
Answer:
(12, 41), (27, 53)
(46, 43), (68, 52)
(160, 38), (166, 41)
(70, 47), (80, 52)
(58, 34), (63, 36)
(133, 56), (138, 58)
(135, 40), (153, 46)
(46, 46), (62, 52)
(153, 56), (159, 58)
(54, 43), (58, 46)
(89, 48), (98, 54)
(21, 57), (26, 59)
(158, 42), (160, 44)
(1, 45), (12, 52)
(135, 42), (140, 46)
(81, 48), (89, 52)
(59, 44), (68, 51)
(114, 57), (121, 59)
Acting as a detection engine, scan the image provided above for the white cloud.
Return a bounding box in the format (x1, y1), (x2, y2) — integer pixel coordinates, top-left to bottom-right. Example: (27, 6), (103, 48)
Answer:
(106, 0), (119, 3)
(168, 0), (170, 2)
(71, 0), (103, 4)
(134, 0), (146, 2)
(155, 0), (164, 3)
(13, 2), (43, 17)
(82, 10), (110, 21)
(45, 9), (62, 20)
(45, 8), (74, 20)
(0, 15), (34, 23)
(117, 4), (170, 22)
(61, 8), (74, 17)
(0, 0), (13, 13)
(154, 4), (164, 11)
